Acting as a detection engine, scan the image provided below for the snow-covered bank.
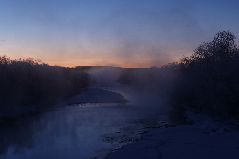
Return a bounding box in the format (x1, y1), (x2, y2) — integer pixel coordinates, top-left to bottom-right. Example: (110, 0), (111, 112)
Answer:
(103, 114), (239, 159)
(67, 88), (127, 105)
(0, 88), (127, 121)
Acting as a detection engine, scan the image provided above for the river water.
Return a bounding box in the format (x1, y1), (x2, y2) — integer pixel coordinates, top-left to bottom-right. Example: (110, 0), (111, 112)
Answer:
(0, 101), (147, 159)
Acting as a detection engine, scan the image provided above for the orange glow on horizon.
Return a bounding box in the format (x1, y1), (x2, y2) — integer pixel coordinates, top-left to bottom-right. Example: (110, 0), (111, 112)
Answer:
(2, 45), (189, 68)
(2, 51), (186, 68)
(0, 38), (191, 68)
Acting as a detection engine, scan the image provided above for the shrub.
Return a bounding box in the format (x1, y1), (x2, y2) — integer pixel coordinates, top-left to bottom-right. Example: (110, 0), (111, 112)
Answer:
(171, 31), (239, 119)
(0, 56), (91, 109)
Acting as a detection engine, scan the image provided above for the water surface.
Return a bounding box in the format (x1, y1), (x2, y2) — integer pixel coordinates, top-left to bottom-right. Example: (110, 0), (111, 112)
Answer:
(0, 103), (142, 159)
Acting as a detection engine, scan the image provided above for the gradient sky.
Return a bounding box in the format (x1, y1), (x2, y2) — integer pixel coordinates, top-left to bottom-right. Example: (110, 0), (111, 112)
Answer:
(0, 0), (239, 67)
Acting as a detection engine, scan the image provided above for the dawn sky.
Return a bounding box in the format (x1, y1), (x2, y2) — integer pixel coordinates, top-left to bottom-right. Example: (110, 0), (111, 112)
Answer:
(0, 0), (239, 67)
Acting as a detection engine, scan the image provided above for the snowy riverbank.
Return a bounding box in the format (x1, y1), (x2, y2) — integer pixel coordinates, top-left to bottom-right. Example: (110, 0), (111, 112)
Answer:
(101, 113), (239, 159)
(0, 88), (127, 121)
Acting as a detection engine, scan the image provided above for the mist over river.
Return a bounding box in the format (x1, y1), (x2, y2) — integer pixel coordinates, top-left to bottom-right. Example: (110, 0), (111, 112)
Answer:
(0, 87), (159, 159)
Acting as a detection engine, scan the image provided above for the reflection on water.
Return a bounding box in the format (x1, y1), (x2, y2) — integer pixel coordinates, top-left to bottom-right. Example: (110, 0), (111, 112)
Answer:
(0, 103), (141, 159)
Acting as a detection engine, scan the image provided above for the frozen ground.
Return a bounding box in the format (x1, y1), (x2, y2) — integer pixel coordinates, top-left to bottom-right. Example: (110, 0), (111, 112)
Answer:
(103, 113), (239, 159)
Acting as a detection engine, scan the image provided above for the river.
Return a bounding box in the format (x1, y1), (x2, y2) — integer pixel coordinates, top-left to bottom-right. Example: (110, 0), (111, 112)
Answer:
(0, 88), (151, 159)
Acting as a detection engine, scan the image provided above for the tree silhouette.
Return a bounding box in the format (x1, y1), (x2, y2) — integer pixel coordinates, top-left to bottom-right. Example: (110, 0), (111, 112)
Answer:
(0, 56), (92, 113)
(171, 31), (239, 119)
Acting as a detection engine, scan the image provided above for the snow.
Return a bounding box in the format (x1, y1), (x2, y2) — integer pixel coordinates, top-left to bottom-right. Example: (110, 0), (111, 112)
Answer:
(103, 113), (239, 159)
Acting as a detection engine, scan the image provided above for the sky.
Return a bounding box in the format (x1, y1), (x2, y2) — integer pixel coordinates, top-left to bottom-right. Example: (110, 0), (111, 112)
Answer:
(0, 0), (239, 67)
